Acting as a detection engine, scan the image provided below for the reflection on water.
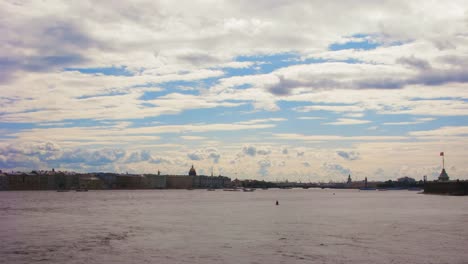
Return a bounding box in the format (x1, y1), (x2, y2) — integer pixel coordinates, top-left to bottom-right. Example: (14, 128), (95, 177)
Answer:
(1, 189), (467, 264)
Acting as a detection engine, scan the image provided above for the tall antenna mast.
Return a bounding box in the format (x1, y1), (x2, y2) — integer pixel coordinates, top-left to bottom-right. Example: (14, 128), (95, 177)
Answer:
(440, 152), (445, 169)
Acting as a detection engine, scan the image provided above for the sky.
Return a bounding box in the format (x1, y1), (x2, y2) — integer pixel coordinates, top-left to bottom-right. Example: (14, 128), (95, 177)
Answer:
(1, 0), (468, 182)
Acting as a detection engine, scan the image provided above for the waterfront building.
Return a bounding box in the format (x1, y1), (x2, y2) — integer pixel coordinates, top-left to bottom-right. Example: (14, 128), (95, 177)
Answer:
(95, 173), (118, 189)
(439, 169), (449, 181)
(397, 176), (416, 184)
(144, 174), (167, 189)
(55, 173), (79, 190)
(78, 175), (104, 190)
(7, 173), (41, 190)
(347, 174), (352, 185)
(0, 173), (8, 190)
(166, 175), (193, 189)
(116, 175), (146, 189)
(192, 175), (230, 189)
(189, 165), (197, 176)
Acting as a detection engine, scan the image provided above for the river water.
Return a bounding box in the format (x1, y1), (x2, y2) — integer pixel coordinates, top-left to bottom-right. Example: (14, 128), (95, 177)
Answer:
(1, 189), (467, 264)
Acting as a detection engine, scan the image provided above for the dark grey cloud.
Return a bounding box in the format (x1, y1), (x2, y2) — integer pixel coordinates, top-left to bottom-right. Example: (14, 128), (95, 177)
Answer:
(257, 149), (271, 155)
(337, 151), (360, 161)
(266, 73), (405, 95)
(396, 56), (431, 70)
(266, 57), (468, 96)
(437, 55), (468, 67)
(242, 145), (271, 157)
(416, 68), (468, 86)
(355, 77), (406, 89)
(0, 19), (100, 83)
(267, 75), (341, 96)
(242, 145), (257, 156)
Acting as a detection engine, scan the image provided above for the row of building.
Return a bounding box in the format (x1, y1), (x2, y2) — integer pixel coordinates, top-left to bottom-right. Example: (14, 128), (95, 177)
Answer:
(0, 166), (231, 191)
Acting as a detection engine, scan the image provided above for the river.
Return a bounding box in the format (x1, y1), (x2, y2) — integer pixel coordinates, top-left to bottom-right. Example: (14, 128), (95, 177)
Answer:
(1, 189), (467, 264)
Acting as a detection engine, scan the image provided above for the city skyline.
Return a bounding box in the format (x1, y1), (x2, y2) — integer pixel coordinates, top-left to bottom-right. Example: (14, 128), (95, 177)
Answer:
(1, 1), (468, 181)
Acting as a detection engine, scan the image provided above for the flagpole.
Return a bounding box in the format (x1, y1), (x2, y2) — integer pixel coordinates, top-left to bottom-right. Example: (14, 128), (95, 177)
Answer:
(443, 154), (445, 169)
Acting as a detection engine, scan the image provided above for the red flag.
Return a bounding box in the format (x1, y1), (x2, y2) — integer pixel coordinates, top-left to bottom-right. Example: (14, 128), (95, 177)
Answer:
(440, 152), (444, 156)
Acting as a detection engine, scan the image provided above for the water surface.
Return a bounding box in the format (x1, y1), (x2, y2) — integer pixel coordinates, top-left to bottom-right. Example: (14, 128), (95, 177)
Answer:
(1, 189), (467, 264)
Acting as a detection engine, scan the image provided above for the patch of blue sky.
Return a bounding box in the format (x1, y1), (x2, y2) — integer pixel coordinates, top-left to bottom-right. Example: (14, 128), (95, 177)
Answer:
(364, 112), (465, 138)
(404, 115), (468, 132)
(139, 90), (169, 101)
(139, 76), (225, 100)
(231, 84), (252, 90)
(64, 66), (135, 76)
(235, 53), (304, 74)
(329, 39), (380, 51)
(0, 122), (35, 130)
(145, 104), (252, 127)
(330, 33), (408, 51)
(139, 81), (198, 100)
(221, 65), (258, 77)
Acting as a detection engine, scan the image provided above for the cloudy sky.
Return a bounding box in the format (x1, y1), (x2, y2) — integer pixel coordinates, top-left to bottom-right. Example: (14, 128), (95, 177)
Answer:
(1, 0), (468, 182)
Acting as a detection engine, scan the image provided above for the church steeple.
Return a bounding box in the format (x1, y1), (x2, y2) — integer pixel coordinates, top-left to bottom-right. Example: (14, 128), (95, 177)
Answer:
(439, 168), (449, 181)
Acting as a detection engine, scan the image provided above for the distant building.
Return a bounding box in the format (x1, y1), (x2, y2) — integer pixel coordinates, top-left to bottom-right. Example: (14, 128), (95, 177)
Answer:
(189, 165), (197, 176)
(144, 174), (166, 189)
(192, 175), (230, 189)
(347, 174), (352, 185)
(95, 173), (118, 189)
(78, 175), (104, 190)
(7, 173), (40, 190)
(0, 173), (8, 190)
(438, 169), (449, 181)
(116, 175), (146, 189)
(55, 173), (79, 190)
(397, 176), (416, 184)
(166, 175), (193, 189)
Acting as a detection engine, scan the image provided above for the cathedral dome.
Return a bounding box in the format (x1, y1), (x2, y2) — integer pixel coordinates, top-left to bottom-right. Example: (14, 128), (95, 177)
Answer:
(189, 165), (197, 176)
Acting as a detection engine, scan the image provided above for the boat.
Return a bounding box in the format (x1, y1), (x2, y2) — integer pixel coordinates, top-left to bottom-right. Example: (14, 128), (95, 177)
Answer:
(75, 188), (88, 192)
(242, 188), (255, 192)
